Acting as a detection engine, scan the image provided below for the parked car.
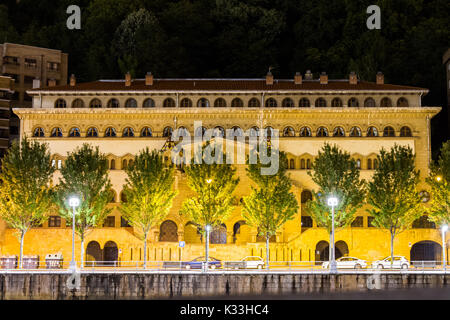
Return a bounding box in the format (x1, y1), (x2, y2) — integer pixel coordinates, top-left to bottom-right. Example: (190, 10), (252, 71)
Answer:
(184, 256), (222, 270)
(371, 256), (410, 269)
(321, 257), (367, 269)
(225, 256), (265, 269)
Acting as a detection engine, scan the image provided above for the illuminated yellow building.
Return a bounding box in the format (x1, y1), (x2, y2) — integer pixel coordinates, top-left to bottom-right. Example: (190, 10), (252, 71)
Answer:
(0, 71), (445, 266)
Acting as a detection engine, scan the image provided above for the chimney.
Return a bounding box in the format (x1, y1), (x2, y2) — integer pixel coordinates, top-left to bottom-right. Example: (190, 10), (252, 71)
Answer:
(320, 72), (328, 84)
(48, 79), (56, 87)
(145, 72), (153, 86)
(349, 72), (357, 85)
(69, 74), (76, 86)
(294, 72), (302, 85)
(265, 72), (273, 85)
(125, 71), (131, 87)
(32, 78), (41, 89)
(376, 71), (384, 85)
(304, 70), (313, 80)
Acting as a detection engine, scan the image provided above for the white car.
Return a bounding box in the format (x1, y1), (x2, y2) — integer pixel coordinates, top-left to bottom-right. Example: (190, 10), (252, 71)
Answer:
(321, 257), (367, 269)
(371, 256), (410, 269)
(242, 256), (265, 269)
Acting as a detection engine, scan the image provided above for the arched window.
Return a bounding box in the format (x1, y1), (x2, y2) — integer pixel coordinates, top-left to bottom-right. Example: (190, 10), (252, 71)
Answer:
(122, 160), (128, 170)
(380, 97), (392, 107)
(128, 159), (134, 167)
(72, 99), (84, 108)
(306, 159), (311, 169)
(159, 220), (178, 242)
(197, 98), (209, 108)
(55, 99), (66, 108)
(50, 127), (62, 137)
(176, 126), (189, 137)
(140, 127), (152, 137)
(110, 159), (116, 170)
(86, 127), (98, 137)
(400, 126), (412, 137)
(213, 126), (225, 137)
(125, 98), (137, 108)
(214, 98), (226, 108)
(231, 126), (243, 137)
(231, 98), (243, 107)
(349, 126), (362, 137)
(315, 98), (327, 107)
(180, 98), (192, 108)
(69, 127), (80, 137)
(162, 126), (173, 137)
(249, 126), (259, 137)
(33, 127), (44, 137)
(123, 127), (134, 137)
(348, 97), (359, 107)
(373, 159), (379, 169)
(283, 126), (295, 137)
(364, 97), (376, 107)
(265, 98), (277, 108)
(289, 159), (295, 169)
(143, 98), (155, 108)
(397, 97), (409, 107)
(317, 127), (328, 137)
(333, 127), (345, 137)
(282, 98), (294, 108)
(356, 159), (361, 169)
(163, 98), (175, 108)
(367, 126), (378, 137)
(300, 126), (312, 137)
(105, 127), (117, 137)
(89, 98), (102, 108)
(264, 126), (274, 137)
(195, 126), (206, 137)
(248, 98), (260, 108)
(107, 98), (120, 108)
(383, 126), (395, 137)
(299, 98), (310, 108)
(301, 190), (312, 203)
(120, 191), (127, 202)
(331, 98), (342, 107)
(300, 159), (306, 169)
(367, 159), (372, 170)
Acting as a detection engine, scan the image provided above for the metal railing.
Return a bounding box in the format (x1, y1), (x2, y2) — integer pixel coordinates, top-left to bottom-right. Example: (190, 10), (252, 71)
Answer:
(0, 259), (448, 272)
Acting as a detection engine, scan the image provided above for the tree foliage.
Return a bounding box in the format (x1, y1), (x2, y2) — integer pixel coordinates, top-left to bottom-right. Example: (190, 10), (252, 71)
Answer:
(119, 148), (177, 266)
(367, 144), (422, 261)
(426, 140), (450, 226)
(305, 143), (366, 233)
(0, 137), (55, 267)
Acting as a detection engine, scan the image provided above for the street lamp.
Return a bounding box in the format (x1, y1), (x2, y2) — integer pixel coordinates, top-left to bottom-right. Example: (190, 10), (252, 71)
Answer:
(436, 175), (442, 182)
(68, 196), (80, 271)
(327, 196), (338, 273)
(442, 224), (448, 271)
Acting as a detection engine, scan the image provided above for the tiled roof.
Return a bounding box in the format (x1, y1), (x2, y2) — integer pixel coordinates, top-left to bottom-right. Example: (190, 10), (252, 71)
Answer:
(28, 78), (428, 93)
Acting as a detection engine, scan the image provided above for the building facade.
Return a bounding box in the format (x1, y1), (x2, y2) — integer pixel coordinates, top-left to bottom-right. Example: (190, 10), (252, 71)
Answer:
(1, 71), (445, 266)
(0, 76), (14, 157)
(0, 43), (68, 144)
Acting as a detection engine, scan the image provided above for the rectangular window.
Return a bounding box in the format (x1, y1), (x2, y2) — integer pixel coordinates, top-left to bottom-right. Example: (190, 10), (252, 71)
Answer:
(48, 216), (61, 227)
(3, 56), (19, 65)
(301, 216), (313, 228)
(368, 216), (375, 227)
(47, 61), (60, 72)
(104, 216), (115, 227)
(121, 217), (131, 227)
(24, 58), (37, 68)
(351, 216), (364, 227)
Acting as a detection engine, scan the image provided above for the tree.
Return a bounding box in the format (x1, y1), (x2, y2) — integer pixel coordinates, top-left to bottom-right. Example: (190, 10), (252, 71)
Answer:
(426, 140), (450, 226)
(305, 143), (366, 262)
(180, 144), (239, 268)
(367, 144), (422, 266)
(54, 144), (113, 267)
(242, 147), (298, 270)
(119, 148), (177, 268)
(0, 137), (55, 268)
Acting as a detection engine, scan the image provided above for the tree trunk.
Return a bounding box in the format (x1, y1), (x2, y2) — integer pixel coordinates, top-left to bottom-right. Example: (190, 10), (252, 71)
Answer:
(19, 230), (25, 269)
(143, 232), (148, 269)
(266, 233), (270, 270)
(390, 231), (395, 268)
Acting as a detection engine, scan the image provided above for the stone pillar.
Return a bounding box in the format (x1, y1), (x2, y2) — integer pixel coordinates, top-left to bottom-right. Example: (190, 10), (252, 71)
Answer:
(177, 231), (184, 242)
(153, 231), (160, 243)
(276, 231), (282, 243)
(226, 231), (233, 244)
(250, 229), (258, 243)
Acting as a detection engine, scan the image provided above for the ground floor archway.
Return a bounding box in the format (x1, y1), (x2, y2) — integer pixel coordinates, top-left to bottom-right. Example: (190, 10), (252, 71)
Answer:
(85, 241), (102, 267)
(103, 241), (118, 266)
(410, 240), (442, 267)
(315, 240), (348, 263)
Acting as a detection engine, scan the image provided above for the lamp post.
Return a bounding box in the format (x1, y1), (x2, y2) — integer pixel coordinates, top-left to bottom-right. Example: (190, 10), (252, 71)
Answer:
(327, 196), (338, 273)
(68, 196), (80, 271)
(442, 224), (448, 271)
(205, 178), (213, 272)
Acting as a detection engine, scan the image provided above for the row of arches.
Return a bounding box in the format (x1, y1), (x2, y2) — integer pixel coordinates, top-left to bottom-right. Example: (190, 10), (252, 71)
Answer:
(54, 96), (410, 109)
(33, 124), (413, 139)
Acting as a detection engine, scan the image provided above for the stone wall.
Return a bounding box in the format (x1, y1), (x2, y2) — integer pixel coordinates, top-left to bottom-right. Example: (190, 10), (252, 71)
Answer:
(0, 272), (448, 300)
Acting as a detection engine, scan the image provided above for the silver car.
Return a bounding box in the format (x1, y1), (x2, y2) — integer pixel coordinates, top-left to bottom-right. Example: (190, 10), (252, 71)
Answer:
(322, 257), (367, 269)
